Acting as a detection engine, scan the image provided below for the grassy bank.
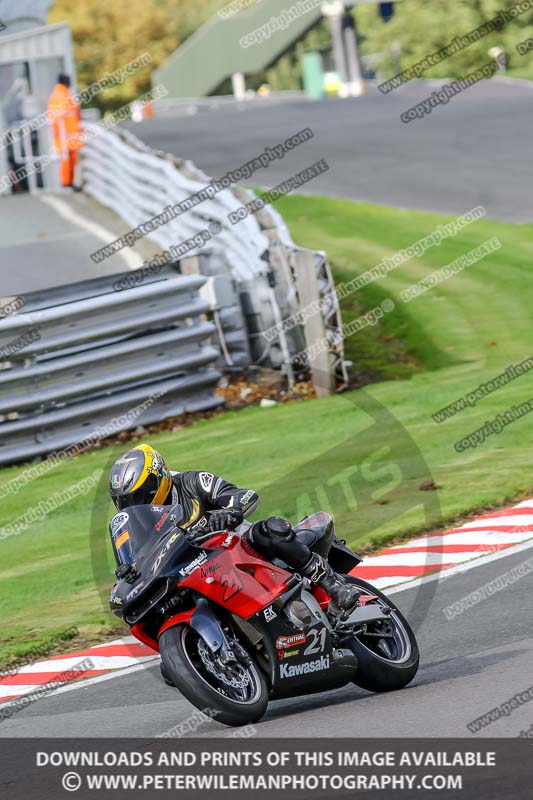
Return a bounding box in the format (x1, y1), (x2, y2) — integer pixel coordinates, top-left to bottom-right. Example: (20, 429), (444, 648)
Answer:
(0, 197), (531, 666)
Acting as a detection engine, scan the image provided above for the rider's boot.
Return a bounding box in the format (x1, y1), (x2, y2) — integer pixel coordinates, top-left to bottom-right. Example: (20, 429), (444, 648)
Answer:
(301, 553), (361, 613)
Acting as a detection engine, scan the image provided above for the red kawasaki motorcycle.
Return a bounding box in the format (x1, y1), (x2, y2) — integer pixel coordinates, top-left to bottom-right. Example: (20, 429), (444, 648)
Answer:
(110, 504), (419, 727)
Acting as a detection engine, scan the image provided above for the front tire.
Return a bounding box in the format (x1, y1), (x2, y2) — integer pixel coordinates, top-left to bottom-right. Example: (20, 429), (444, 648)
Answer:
(159, 624), (268, 727)
(160, 661), (174, 687)
(343, 577), (419, 693)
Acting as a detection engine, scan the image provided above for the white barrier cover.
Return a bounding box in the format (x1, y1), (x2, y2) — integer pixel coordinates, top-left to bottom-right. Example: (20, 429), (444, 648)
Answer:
(81, 123), (280, 282)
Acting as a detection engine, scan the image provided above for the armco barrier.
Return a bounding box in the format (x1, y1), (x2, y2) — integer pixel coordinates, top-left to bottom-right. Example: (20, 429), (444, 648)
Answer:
(80, 123), (347, 387)
(0, 267), (223, 466)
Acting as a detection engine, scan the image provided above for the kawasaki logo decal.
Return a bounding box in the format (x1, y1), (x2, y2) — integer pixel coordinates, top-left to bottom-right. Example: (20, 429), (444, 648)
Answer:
(179, 551), (208, 577)
(280, 655), (330, 679)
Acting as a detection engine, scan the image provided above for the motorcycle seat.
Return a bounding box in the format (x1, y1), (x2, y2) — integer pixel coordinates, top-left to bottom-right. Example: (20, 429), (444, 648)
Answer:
(293, 511), (334, 549)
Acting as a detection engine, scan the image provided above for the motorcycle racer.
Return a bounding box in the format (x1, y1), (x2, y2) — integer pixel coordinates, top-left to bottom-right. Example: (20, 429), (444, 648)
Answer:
(108, 444), (360, 611)
(109, 443), (255, 536)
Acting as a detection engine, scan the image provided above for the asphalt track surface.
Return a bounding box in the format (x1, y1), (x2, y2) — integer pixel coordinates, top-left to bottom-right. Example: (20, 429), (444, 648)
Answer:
(0, 192), (159, 297)
(126, 79), (533, 224)
(3, 80), (531, 296)
(1, 543), (531, 738)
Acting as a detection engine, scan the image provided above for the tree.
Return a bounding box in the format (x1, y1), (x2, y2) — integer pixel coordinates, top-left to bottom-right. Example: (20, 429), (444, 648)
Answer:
(356, 0), (533, 80)
(48, 0), (533, 107)
(48, 0), (181, 110)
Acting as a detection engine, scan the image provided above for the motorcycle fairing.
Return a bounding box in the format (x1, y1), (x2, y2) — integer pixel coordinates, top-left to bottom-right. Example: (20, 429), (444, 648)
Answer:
(177, 533), (292, 618)
(244, 585), (356, 699)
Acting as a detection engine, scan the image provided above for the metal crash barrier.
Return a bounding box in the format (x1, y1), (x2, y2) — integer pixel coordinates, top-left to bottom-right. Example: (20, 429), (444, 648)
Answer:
(0, 268), (223, 466)
(81, 124), (347, 390)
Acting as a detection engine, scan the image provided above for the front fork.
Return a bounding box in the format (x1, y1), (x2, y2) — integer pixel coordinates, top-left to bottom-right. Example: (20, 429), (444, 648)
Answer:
(158, 597), (248, 666)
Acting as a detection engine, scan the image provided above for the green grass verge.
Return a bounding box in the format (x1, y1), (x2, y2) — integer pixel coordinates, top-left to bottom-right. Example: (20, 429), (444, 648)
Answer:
(1, 196), (532, 666)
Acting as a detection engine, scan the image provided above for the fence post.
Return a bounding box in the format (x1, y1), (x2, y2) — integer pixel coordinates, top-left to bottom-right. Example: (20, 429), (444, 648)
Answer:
(293, 250), (336, 397)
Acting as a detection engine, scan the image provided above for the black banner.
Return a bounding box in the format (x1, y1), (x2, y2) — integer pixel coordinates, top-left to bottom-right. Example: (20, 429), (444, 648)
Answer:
(1, 738), (532, 799)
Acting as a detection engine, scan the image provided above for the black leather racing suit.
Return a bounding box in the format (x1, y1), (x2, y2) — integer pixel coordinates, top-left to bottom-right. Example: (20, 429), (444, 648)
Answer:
(166, 470), (258, 532)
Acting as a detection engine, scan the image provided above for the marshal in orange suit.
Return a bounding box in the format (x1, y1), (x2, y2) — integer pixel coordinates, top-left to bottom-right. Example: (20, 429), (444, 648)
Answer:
(47, 73), (83, 187)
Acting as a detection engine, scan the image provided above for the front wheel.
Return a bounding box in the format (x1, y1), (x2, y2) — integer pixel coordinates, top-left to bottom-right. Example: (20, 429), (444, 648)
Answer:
(343, 577), (419, 693)
(159, 624), (268, 727)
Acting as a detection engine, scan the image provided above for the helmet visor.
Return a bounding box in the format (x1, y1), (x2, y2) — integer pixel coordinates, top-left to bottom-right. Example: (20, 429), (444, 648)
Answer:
(114, 474), (159, 510)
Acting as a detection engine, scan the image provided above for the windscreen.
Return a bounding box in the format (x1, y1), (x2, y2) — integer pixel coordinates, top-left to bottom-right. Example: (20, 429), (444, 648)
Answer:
(111, 504), (184, 566)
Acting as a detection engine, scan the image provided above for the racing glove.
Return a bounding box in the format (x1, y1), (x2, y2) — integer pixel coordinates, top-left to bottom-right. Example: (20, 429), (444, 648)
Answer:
(208, 509), (244, 532)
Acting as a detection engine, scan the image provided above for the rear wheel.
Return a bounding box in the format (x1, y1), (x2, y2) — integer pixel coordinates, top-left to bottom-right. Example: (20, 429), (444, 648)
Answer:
(159, 624), (268, 727)
(342, 577), (419, 692)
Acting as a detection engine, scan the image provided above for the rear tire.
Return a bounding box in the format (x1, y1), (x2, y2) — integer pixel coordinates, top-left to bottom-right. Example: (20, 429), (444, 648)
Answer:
(159, 624), (268, 727)
(160, 661), (174, 687)
(343, 577), (419, 693)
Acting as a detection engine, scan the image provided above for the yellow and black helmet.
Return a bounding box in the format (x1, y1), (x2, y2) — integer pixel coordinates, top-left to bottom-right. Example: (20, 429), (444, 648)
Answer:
(109, 444), (172, 510)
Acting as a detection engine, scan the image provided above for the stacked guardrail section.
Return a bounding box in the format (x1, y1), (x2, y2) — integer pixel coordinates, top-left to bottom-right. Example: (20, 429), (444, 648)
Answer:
(0, 268), (222, 466)
(81, 124), (346, 385)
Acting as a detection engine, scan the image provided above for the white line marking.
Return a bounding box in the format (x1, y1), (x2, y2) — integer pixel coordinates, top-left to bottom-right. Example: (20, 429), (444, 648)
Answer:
(386, 536), (533, 596)
(15, 658), (160, 703)
(360, 549), (518, 567)
(387, 531), (533, 549)
(13, 654), (156, 675)
(0, 685), (37, 700)
(456, 514), (533, 529)
(39, 194), (141, 271)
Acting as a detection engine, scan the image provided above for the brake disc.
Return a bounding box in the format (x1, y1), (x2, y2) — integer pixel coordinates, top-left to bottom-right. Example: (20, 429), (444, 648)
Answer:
(197, 639), (251, 690)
